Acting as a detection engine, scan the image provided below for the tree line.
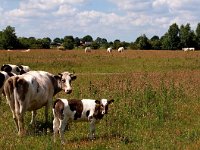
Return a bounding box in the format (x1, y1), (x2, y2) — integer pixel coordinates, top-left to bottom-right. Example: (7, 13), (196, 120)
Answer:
(0, 23), (200, 50)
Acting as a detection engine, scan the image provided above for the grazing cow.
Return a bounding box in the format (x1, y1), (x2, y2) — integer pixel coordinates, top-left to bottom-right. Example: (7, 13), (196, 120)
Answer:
(0, 71), (15, 98)
(53, 98), (114, 144)
(182, 47), (195, 51)
(1, 64), (30, 75)
(22, 49), (31, 52)
(3, 71), (76, 136)
(107, 47), (112, 53)
(118, 47), (124, 52)
(182, 48), (189, 51)
(85, 47), (91, 53)
(189, 47), (195, 51)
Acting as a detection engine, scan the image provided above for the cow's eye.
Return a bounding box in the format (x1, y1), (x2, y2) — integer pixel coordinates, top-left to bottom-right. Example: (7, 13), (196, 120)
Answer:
(61, 79), (65, 83)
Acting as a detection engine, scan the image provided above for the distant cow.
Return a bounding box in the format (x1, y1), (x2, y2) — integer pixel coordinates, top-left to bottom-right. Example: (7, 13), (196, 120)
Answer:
(182, 47), (195, 51)
(1, 64), (30, 75)
(53, 98), (114, 144)
(118, 47), (124, 52)
(85, 47), (91, 53)
(4, 71), (76, 136)
(107, 47), (112, 53)
(182, 48), (189, 51)
(189, 47), (195, 51)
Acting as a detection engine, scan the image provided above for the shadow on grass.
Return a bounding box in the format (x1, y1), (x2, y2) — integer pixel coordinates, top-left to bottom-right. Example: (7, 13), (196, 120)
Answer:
(26, 120), (53, 136)
(67, 132), (133, 145)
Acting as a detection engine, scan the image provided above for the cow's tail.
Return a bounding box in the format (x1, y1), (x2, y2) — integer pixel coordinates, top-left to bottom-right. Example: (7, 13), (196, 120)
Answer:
(4, 77), (15, 107)
(13, 77), (29, 102)
(53, 99), (64, 120)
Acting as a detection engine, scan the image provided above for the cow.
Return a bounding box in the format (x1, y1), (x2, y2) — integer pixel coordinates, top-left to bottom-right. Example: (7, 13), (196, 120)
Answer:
(52, 98), (114, 144)
(182, 48), (189, 51)
(1, 64), (30, 75)
(189, 47), (195, 51)
(118, 47), (124, 52)
(3, 71), (77, 136)
(85, 47), (91, 53)
(107, 47), (112, 53)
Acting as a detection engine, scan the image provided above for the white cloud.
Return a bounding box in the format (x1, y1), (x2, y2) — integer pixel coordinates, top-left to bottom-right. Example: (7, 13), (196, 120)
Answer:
(0, 0), (200, 42)
(53, 4), (77, 16)
(109, 0), (152, 12)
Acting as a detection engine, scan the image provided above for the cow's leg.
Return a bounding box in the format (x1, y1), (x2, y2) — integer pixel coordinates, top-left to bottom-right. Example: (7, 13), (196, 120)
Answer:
(30, 110), (37, 126)
(53, 117), (60, 143)
(59, 118), (68, 144)
(8, 100), (19, 132)
(16, 101), (26, 136)
(16, 108), (25, 136)
(89, 119), (96, 140)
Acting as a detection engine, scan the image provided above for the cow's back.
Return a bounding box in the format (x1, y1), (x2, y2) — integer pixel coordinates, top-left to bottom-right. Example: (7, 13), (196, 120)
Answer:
(6, 71), (55, 111)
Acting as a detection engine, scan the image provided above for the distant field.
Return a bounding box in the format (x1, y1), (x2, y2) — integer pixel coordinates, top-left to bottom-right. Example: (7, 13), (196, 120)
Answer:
(1, 49), (200, 149)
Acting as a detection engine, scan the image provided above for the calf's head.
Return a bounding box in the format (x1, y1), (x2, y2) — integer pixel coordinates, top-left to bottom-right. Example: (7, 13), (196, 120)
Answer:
(94, 99), (114, 119)
(55, 72), (76, 94)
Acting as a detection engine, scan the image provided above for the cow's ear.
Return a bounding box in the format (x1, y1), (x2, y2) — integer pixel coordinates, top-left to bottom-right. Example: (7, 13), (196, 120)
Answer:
(108, 99), (114, 104)
(54, 75), (61, 80)
(71, 75), (77, 80)
(95, 100), (100, 104)
(58, 73), (63, 77)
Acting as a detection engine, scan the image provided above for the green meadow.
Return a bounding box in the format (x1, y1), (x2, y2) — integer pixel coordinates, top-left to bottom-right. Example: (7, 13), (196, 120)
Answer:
(1, 49), (200, 149)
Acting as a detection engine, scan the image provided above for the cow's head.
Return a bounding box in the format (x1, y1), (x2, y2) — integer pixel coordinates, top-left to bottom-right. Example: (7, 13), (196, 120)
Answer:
(18, 65), (30, 75)
(94, 99), (114, 119)
(55, 72), (76, 94)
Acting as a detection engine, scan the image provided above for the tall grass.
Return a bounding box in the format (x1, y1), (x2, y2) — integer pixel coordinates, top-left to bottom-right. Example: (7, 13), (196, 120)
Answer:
(1, 50), (200, 149)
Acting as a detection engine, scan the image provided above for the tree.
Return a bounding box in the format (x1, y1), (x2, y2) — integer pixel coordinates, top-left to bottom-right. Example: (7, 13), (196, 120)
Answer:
(167, 23), (180, 50)
(195, 23), (200, 49)
(53, 37), (62, 45)
(18, 37), (30, 49)
(1, 26), (19, 49)
(74, 37), (81, 48)
(179, 23), (196, 48)
(160, 33), (170, 50)
(134, 34), (151, 50)
(91, 41), (100, 49)
(41, 37), (51, 49)
(113, 39), (121, 49)
(95, 37), (108, 48)
(0, 31), (3, 49)
(82, 35), (93, 42)
(150, 35), (161, 50)
(63, 35), (74, 50)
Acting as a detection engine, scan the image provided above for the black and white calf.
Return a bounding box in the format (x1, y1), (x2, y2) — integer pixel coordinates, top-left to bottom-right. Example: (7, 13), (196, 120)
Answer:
(1, 64), (30, 75)
(53, 98), (114, 144)
(4, 71), (76, 136)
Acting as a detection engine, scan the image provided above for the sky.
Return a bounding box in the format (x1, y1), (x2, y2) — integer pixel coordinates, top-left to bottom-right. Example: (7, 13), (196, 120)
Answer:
(0, 0), (199, 42)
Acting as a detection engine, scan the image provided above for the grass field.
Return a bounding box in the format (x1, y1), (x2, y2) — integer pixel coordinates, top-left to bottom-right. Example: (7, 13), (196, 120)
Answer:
(1, 49), (200, 149)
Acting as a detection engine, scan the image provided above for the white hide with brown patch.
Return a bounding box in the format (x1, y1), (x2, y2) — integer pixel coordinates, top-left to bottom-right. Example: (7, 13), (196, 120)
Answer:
(3, 71), (76, 136)
(53, 98), (114, 144)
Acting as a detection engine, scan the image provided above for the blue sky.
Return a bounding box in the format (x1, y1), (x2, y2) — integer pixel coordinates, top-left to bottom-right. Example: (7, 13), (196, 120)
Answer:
(0, 0), (200, 42)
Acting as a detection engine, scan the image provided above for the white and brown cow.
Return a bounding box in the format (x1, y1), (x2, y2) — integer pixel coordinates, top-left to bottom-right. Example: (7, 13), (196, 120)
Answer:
(53, 98), (114, 144)
(3, 71), (76, 136)
(1, 64), (30, 75)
